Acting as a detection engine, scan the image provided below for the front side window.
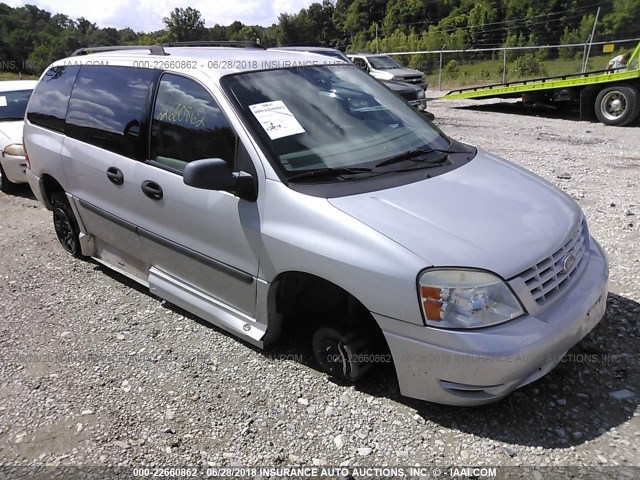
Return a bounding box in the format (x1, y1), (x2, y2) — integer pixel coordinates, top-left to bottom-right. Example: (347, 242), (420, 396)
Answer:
(66, 66), (159, 159)
(222, 65), (449, 179)
(352, 58), (367, 70)
(149, 74), (235, 172)
(27, 66), (79, 132)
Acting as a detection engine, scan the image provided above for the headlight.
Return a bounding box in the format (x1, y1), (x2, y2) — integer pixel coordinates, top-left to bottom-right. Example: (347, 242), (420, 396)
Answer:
(3, 143), (25, 157)
(418, 269), (524, 329)
(417, 89), (426, 99)
(392, 76), (402, 81)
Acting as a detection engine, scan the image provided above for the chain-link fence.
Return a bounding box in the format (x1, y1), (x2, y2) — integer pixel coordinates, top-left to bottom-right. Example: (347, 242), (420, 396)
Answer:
(383, 38), (640, 91)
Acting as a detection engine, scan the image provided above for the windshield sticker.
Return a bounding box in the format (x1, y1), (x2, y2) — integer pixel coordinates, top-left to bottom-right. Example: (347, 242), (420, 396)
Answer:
(0, 96), (6, 107)
(249, 100), (305, 140)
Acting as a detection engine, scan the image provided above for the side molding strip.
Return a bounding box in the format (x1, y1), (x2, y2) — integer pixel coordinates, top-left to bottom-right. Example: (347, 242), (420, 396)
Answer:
(77, 199), (254, 284)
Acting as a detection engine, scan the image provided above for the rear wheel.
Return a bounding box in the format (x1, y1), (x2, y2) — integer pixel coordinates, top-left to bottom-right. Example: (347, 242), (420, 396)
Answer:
(312, 327), (372, 382)
(0, 163), (18, 193)
(595, 86), (640, 126)
(51, 192), (84, 258)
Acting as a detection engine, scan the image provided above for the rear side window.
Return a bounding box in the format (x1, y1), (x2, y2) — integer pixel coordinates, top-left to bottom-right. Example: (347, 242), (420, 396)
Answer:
(27, 66), (79, 133)
(66, 66), (159, 159)
(149, 74), (235, 172)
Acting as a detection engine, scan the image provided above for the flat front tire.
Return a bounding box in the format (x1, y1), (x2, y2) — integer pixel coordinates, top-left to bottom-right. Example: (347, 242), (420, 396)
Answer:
(312, 327), (372, 382)
(51, 192), (84, 258)
(595, 86), (640, 126)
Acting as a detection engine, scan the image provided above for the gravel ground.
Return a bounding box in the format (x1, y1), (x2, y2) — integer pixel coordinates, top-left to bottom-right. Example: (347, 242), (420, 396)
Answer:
(1, 95), (639, 475)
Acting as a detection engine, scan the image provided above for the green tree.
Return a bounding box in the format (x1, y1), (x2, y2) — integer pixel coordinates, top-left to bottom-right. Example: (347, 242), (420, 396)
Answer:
(163, 7), (206, 42)
(602, 0), (640, 38)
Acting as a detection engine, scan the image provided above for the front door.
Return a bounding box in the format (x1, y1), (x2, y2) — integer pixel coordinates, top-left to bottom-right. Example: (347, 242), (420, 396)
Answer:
(131, 73), (261, 318)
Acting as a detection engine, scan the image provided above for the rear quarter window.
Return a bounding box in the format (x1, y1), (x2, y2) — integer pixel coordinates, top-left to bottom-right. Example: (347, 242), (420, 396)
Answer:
(27, 66), (79, 132)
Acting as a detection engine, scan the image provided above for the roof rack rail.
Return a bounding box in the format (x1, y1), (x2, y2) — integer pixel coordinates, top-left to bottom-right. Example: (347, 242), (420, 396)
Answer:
(71, 45), (167, 57)
(163, 40), (265, 49)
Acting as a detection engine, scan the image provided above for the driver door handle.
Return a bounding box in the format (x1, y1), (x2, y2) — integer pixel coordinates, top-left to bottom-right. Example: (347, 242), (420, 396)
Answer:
(106, 166), (124, 185)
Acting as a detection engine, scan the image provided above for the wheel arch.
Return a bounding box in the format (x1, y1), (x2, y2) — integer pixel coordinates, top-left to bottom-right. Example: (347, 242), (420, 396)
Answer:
(40, 173), (66, 210)
(262, 270), (386, 347)
(579, 85), (601, 121)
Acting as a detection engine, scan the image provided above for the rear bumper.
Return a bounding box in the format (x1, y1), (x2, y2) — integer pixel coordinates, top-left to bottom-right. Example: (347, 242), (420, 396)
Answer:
(1, 153), (28, 184)
(376, 239), (609, 406)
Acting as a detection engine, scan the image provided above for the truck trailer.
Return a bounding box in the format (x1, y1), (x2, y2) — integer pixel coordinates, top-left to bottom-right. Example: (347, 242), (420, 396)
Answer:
(443, 42), (640, 126)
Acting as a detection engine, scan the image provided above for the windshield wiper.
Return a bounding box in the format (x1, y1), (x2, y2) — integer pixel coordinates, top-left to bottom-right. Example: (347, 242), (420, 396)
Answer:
(374, 146), (464, 169)
(287, 166), (374, 183)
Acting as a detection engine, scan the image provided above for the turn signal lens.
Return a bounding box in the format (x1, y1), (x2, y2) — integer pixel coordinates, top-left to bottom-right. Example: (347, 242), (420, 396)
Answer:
(420, 285), (443, 321)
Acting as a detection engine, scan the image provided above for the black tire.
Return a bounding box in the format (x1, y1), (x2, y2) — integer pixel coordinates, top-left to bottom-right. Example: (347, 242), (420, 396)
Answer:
(0, 163), (18, 193)
(312, 327), (372, 383)
(595, 86), (640, 126)
(51, 192), (84, 258)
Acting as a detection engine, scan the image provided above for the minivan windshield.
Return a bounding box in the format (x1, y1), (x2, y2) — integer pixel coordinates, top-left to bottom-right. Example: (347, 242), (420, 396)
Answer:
(222, 65), (449, 181)
(0, 89), (33, 121)
(368, 56), (402, 69)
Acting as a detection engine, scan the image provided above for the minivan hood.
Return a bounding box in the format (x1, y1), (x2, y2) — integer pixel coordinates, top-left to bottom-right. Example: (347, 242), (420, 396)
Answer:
(328, 150), (583, 278)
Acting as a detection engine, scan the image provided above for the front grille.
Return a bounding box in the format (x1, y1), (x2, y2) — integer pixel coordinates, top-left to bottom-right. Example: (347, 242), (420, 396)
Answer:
(402, 77), (424, 85)
(398, 91), (418, 102)
(518, 218), (589, 305)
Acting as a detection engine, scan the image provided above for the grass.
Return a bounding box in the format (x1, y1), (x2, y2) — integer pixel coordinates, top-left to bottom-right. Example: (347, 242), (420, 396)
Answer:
(423, 53), (614, 91)
(0, 72), (38, 81)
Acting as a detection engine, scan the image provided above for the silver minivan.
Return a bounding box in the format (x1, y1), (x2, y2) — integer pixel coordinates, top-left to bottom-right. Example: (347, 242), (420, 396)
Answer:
(24, 44), (608, 406)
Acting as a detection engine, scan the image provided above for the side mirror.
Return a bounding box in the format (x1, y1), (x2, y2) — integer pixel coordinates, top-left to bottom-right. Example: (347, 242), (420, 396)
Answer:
(183, 158), (257, 201)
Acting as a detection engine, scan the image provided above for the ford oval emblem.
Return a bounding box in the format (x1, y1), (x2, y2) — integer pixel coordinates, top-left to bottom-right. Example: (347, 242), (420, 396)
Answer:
(560, 253), (576, 273)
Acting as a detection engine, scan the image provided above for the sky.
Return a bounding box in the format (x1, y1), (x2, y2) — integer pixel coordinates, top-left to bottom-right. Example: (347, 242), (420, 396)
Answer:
(5, 0), (316, 31)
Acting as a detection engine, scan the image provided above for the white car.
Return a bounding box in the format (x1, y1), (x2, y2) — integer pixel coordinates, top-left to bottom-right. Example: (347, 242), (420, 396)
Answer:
(0, 80), (37, 193)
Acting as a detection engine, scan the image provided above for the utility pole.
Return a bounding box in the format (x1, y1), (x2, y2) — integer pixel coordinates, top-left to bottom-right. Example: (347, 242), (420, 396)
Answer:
(438, 44), (446, 91)
(582, 7), (600, 73)
(502, 47), (507, 83)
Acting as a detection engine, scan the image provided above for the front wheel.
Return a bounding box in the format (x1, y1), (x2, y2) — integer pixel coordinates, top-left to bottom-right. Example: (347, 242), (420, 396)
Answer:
(595, 86), (640, 126)
(312, 327), (372, 382)
(51, 192), (84, 258)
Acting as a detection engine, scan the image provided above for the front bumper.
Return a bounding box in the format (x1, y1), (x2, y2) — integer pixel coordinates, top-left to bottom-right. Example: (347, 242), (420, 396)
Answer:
(408, 99), (427, 111)
(1, 153), (28, 184)
(376, 239), (609, 406)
